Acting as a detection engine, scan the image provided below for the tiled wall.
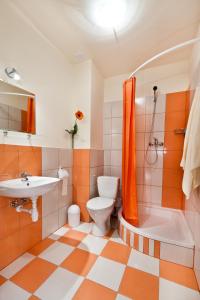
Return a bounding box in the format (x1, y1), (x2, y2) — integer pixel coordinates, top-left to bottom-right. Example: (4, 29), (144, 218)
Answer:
(136, 94), (166, 206)
(0, 103), (23, 132)
(0, 145), (42, 270)
(103, 97), (165, 206)
(73, 149), (104, 222)
(162, 91), (189, 209)
(103, 101), (123, 206)
(42, 148), (73, 238)
(0, 145), (73, 270)
(103, 91), (188, 209)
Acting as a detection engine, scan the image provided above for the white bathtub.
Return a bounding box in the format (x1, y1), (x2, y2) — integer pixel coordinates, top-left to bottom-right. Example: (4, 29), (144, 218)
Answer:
(118, 204), (194, 248)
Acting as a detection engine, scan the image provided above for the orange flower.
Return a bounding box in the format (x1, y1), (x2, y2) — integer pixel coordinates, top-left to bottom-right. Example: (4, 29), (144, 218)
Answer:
(75, 110), (84, 120)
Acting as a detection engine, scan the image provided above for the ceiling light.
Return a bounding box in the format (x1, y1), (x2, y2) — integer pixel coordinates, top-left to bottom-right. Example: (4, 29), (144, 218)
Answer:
(92, 0), (127, 29)
(5, 67), (21, 81)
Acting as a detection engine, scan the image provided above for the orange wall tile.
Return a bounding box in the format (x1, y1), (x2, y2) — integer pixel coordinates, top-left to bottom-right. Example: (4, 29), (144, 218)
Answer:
(0, 145), (42, 270)
(162, 91), (188, 209)
(73, 149), (91, 222)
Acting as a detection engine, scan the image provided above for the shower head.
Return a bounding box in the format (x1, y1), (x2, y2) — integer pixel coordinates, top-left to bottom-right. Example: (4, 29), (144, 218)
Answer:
(153, 86), (157, 91)
(153, 86), (158, 103)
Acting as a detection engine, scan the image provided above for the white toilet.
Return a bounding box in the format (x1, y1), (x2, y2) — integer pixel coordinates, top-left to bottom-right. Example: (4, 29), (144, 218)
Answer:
(87, 176), (120, 236)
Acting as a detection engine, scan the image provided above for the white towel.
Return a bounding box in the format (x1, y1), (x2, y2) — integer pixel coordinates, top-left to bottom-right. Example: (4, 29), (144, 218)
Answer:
(180, 87), (200, 199)
(58, 167), (69, 196)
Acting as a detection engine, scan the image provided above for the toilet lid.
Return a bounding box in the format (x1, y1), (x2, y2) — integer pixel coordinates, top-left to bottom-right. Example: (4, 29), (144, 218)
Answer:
(87, 197), (114, 210)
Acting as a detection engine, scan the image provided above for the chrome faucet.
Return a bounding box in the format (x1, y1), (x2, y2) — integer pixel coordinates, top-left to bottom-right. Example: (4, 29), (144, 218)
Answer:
(20, 172), (32, 181)
(149, 137), (164, 147)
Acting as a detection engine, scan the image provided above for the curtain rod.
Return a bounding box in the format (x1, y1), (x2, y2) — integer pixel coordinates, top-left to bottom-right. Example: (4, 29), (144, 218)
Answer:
(0, 92), (35, 98)
(129, 37), (200, 79)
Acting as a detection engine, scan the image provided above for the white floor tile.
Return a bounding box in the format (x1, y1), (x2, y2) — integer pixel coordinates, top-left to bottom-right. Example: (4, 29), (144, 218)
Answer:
(39, 241), (74, 265)
(49, 226), (69, 240)
(116, 294), (132, 300)
(0, 253), (35, 279)
(35, 267), (84, 300)
(87, 257), (126, 291)
(110, 230), (126, 245)
(73, 222), (93, 234)
(127, 249), (159, 276)
(159, 278), (200, 300)
(78, 234), (108, 255)
(0, 281), (30, 300)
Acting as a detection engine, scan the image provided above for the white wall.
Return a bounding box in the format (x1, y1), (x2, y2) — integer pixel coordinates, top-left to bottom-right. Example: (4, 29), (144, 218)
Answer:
(71, 60), (92, 149)
(104, 60), (190, 102)
(91, 63), (104, 149)
(0, 0), (105, 149)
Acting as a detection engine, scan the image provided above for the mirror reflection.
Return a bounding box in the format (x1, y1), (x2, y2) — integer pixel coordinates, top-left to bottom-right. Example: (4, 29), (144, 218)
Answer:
(0, 80), (36, 134)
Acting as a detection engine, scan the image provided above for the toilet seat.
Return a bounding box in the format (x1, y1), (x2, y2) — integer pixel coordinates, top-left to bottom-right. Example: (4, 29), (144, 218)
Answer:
(87, 197), (114, 210)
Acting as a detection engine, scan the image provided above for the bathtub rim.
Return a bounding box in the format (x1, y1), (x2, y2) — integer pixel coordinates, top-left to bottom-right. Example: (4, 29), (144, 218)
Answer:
(118, 204), (194, 249)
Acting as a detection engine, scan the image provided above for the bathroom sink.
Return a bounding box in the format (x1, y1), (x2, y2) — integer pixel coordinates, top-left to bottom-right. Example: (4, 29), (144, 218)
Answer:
(0, 176), (60, 198)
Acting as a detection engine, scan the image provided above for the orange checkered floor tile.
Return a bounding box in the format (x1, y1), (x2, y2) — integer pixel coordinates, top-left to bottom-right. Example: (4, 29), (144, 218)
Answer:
(0, 223), (199, 300)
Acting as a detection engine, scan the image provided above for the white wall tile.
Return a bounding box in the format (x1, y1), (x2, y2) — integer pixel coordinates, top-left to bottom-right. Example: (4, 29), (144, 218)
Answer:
(145, 96), (154, 114)
(58, 185), (72, 209)
(90, 167), (98, 186)
(42, 185), (59, 217)
(144, 168), (151, 185)
(151, 186), (162, 205)
(104, 135), (111, 150)
(137, 185), (144, 203)
(59, 149), (72, 168)
(104, 102), (112, 118)
(104, 166), (111, 176)
(42, 211), (59, 239)
(42, 148), (59, 171)
(111, 101), (123, 118)
(59, 206), (68, 227)
(104, 118), (112, 134)
(136, 168), (144, 184)
(112, 118), (122, 134)
(145, 113), (165, 132)
(110, 166), (122, 182)
(143, 185), (152, 203)
(104, 150), (111, 166)
(111, 150), (122, 167)
(135, 97), (146, 115)
(136, 133), (145, 150)
(151, 168), (163, 186)
(156, 94), (166, 113)
(145, 150), (163, 168)
(111, 134), (122, 150)
(136, 115), (145, 132)
(136, 151), (145, 167)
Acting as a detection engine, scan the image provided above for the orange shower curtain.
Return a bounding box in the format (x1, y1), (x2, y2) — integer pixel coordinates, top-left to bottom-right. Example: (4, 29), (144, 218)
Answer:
(122, 77), (139, 226)
(27, 97), (35, 134)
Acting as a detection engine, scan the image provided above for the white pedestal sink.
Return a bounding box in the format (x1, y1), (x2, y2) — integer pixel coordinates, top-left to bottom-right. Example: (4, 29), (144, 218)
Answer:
(0, 176), (60, 222)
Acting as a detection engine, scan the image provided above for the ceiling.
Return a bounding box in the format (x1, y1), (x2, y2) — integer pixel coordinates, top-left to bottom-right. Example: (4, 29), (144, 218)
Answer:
(9, 0), (200, 77)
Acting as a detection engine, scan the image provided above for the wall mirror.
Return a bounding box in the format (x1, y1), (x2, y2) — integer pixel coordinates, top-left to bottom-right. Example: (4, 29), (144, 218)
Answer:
(0, 79), (36, 134)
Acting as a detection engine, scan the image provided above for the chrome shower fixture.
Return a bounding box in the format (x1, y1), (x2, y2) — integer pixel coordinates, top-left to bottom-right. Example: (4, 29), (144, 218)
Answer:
(5, 67), (21, 80)
(153, 86), (158, 103)
(149, 137), (164, 147)
(145, 86), (164, 165)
